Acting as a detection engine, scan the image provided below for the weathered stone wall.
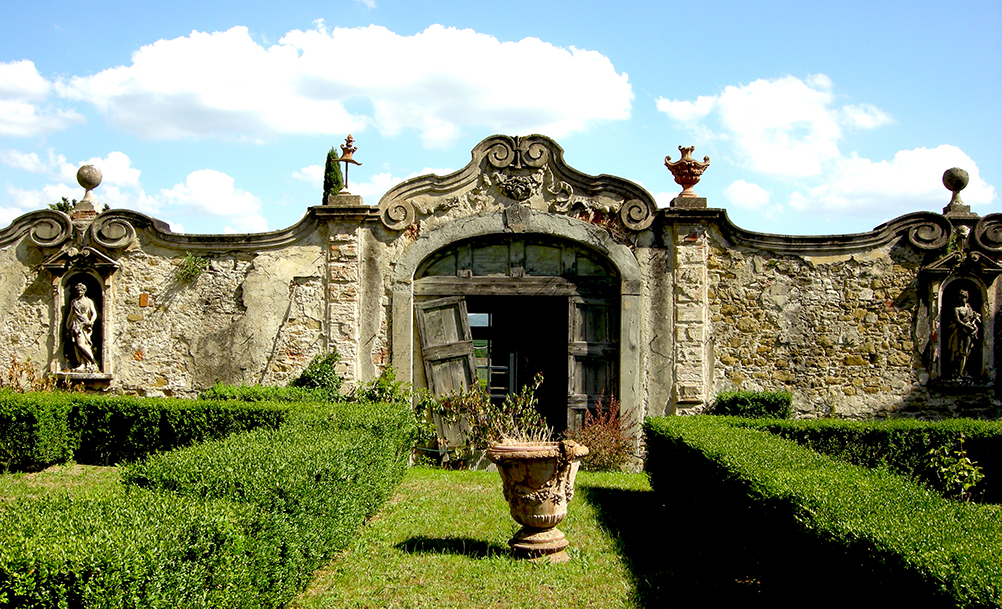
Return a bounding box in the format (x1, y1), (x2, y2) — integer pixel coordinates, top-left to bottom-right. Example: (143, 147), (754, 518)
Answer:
(0, 134), (998, 422)
(704, 236), (924, 418)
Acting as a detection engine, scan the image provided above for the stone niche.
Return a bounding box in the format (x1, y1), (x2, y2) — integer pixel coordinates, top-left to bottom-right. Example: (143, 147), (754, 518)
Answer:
(43, 247), (118, 381)
(921, 233), (1002, 391)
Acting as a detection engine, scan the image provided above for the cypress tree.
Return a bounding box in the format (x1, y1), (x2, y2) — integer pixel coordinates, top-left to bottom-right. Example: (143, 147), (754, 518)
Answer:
(323, 147), (344, 199)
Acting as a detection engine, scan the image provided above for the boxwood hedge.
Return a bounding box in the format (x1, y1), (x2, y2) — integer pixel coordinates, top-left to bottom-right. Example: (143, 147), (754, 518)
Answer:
(645, 416), (1002, 608)
(729, 417), (1002, 502)
(0, 390), (291, 471)
(0, 398), (416, 608)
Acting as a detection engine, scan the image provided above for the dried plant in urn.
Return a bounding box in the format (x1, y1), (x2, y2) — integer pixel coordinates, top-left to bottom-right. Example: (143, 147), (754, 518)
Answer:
(439, 373), (588, 562)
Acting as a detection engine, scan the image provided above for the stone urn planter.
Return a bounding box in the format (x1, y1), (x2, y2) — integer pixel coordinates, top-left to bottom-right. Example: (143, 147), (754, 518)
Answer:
(486, 439), (589, 562)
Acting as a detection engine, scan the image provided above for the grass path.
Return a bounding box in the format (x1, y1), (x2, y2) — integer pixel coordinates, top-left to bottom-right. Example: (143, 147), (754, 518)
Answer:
(291, 467), (646, 609)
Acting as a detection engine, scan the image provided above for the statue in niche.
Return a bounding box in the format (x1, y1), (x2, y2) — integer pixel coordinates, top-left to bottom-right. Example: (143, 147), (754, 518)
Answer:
(66, 282), (98, 371)
(947, 288), (981, 379)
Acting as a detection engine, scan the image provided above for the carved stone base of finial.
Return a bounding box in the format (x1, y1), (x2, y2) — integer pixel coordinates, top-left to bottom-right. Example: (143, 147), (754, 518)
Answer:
(325, 193), (365, 207)
(671, 196), (707, 209)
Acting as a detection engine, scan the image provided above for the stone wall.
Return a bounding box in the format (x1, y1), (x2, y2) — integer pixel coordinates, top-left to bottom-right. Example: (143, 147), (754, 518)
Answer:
(0, 134), (998, 422)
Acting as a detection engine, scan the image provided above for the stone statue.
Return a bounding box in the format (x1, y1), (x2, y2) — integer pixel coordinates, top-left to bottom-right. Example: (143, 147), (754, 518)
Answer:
(948, 289), (980, 378)
(66, 282), (98, 371)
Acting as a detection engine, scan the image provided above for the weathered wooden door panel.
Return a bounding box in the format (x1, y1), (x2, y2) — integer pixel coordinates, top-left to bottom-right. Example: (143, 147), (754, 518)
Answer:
(415, 296), (477, 397)
(567, 296), (618, 430)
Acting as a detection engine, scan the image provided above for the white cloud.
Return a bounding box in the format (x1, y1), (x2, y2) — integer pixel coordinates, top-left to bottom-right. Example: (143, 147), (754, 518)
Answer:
(724, 180), (771, 211)
(57, 24), (632, 146)
(789, 145), (996, 217)
(0, 182), (79, 225)
(355, 0), (376, 7)
(657, 74), (997, 224)
(292, 164), (323, 187)
(78, 151), (141, 187)
(657, 74), (892, 178)
(159, 169), (267, 232)
(0, 60), (84, 137)
(1, 149), (48, 172)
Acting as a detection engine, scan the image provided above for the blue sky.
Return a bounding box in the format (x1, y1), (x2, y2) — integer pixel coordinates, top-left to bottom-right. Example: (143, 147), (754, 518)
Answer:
(1, 0), (998, 235)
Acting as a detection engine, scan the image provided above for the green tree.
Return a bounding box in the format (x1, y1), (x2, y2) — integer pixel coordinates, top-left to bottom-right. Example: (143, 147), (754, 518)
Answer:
(48, 197), (109, 213)
(49, 197), (76, 213)
(323, 147), (344, 199)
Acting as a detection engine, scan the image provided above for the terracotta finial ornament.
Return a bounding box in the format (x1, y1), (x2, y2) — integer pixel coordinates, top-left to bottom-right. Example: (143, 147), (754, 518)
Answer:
(336, 134), (362, 193)
(665, 146), (710, 198)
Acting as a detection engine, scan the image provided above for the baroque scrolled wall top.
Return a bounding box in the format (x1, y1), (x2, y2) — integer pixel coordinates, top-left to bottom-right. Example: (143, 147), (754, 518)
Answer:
(906, 214), (953, 250)
(974, 214), (1002, 252)
(90, 212), (137, 249)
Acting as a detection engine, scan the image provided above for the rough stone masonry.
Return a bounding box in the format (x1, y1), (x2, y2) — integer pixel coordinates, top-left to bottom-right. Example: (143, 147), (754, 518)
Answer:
(0, 135), (998, 428)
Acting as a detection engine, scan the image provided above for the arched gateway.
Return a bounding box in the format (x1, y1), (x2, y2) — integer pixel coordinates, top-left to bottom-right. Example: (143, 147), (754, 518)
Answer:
(384, 135), (649, 432)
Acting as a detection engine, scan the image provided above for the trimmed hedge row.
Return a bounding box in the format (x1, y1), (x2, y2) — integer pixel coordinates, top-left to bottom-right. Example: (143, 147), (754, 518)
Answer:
(644, 416), (1002, 608)
(729, 417), (1002, 502)
(0, 399), (417, 608)
(0, 390), (291, 471)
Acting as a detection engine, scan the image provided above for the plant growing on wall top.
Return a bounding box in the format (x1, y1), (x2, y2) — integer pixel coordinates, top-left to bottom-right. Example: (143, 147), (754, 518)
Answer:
(323, 147), (344, 199)
(171, 252), (210, 285)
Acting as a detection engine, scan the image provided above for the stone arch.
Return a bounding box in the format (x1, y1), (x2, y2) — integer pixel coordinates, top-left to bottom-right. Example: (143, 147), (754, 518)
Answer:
(390, 209), (642, 428)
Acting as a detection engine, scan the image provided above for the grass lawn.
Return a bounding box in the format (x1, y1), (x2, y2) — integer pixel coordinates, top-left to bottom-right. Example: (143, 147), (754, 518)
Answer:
(291, 467), (643, 609)
(2, 464), (927, 607)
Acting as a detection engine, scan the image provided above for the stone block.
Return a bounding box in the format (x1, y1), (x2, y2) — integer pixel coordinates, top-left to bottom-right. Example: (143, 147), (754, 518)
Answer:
(672, 197), (708, 209)
(326, 193), (365, 207)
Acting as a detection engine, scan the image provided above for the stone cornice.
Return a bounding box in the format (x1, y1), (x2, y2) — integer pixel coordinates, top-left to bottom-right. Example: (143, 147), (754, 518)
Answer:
(662, 208), (963, 255)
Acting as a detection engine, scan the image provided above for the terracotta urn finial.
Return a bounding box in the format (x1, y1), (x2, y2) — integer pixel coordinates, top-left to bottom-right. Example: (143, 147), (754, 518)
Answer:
(665, 146), (710, 198)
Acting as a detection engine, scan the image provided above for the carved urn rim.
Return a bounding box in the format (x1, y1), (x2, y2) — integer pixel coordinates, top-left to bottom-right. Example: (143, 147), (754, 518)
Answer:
(486, 439), (589, 462)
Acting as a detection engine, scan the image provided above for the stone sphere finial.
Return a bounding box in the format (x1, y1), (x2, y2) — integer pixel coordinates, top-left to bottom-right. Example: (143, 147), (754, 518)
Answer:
(942, 167), (971, 215)
(74, 164), (102, 216)
(943, 167), (969, 194)
(77, 165), (102, 191)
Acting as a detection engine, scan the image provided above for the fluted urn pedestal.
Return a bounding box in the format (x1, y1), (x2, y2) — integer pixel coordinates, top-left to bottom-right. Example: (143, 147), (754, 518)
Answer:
(486, 439), (589, 563)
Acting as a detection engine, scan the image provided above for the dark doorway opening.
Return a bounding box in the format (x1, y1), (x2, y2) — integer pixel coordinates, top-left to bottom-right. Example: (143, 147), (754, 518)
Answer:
(466, 296), (568, 434)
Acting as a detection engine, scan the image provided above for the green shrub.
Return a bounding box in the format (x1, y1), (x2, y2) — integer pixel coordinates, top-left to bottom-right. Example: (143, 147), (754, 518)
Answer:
(70, 396), (290, 465)
(0, 399), (416, 608)
(355, 366), (410, 405)
(644, 416), (1002, 608)
(0, 390), (76, 472)
(0, 392), (292, 471)
(199, 382), (340, 403)
(711, 390), (792, 418)
(289, 350), (343, 392)
(731, 417), (1002, 502)
(0, 491), (270, 608)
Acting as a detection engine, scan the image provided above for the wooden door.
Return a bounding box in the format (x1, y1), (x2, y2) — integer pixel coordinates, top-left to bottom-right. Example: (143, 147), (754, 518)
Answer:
(567, 296), (618, 431)
(415, 296), (477, 397)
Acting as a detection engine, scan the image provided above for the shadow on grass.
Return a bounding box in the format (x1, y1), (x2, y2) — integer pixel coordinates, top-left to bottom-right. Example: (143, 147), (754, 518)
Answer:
(580, 482), (960, 609)
(395, 536), (508, 559)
